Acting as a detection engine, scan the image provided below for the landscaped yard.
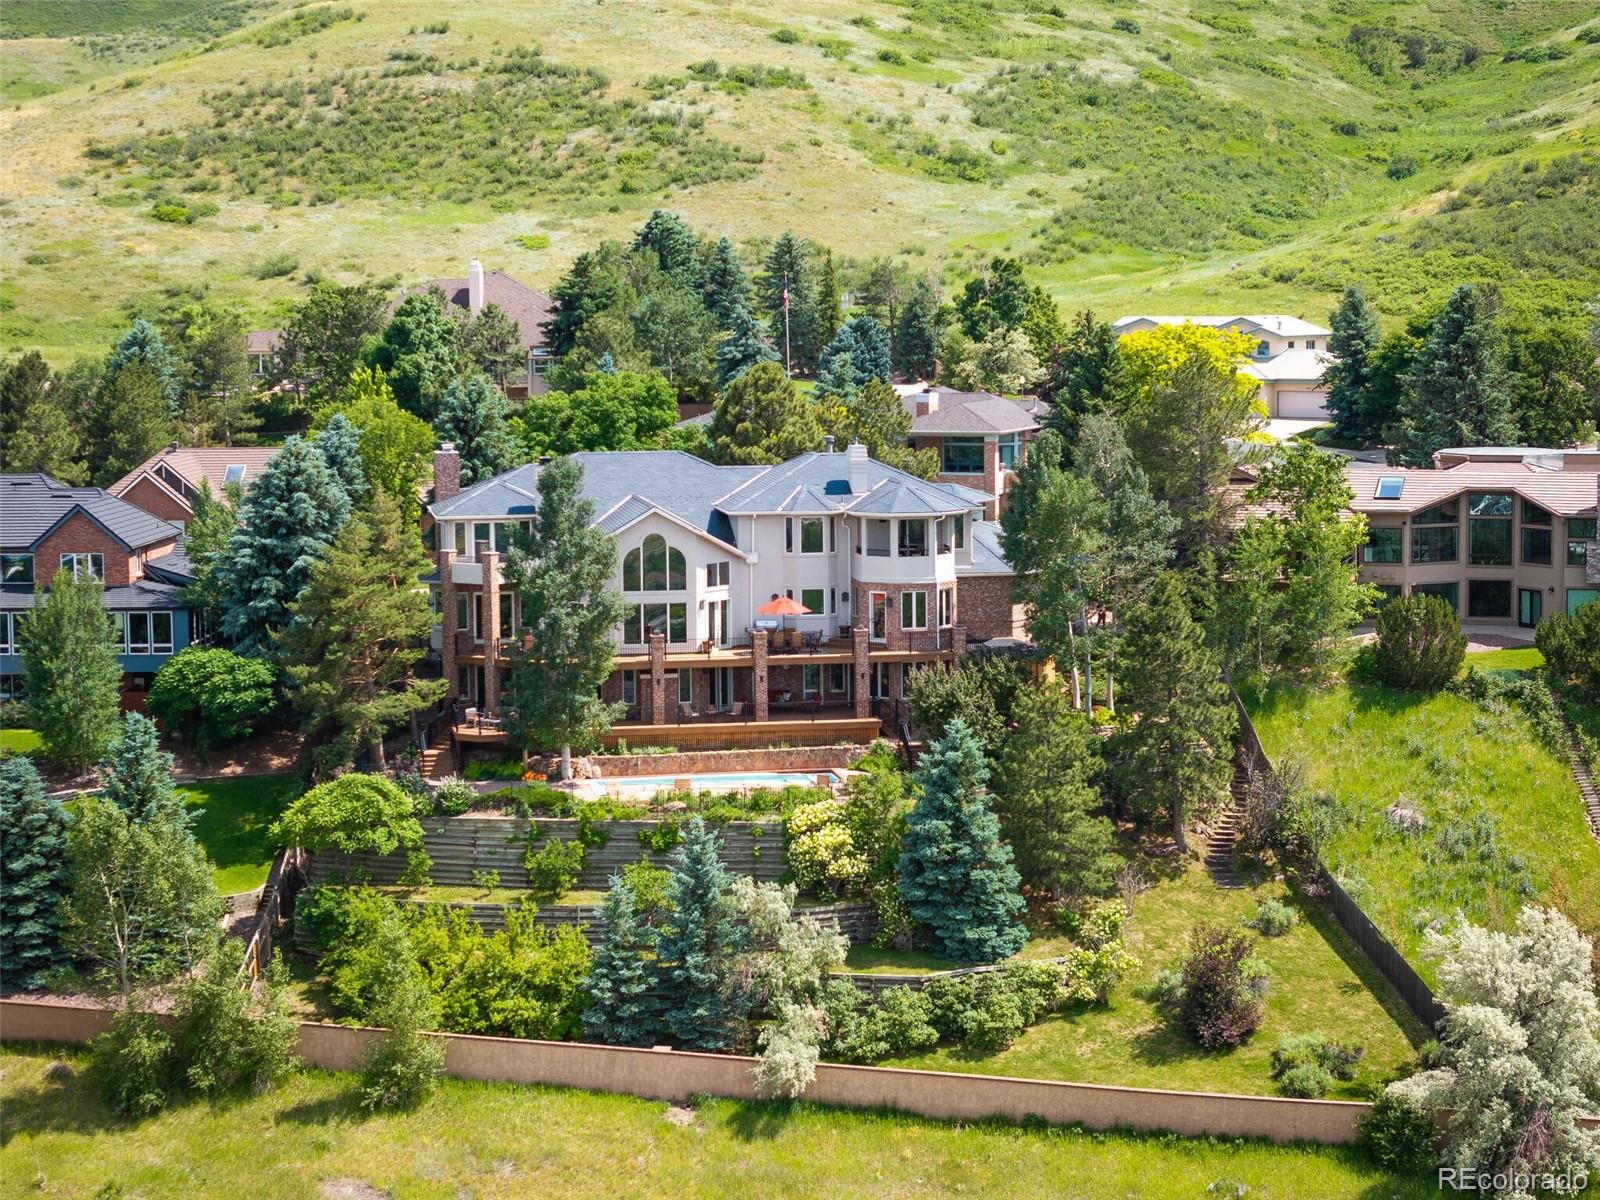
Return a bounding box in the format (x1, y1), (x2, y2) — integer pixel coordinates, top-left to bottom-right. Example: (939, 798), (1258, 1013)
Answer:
(1243, 654), (1600, 985)
(881, 862), (1424, 1100)
(178, 774), (297, 894)
(0, 727), (42, 757)
(0, 1045), (1434, 1200)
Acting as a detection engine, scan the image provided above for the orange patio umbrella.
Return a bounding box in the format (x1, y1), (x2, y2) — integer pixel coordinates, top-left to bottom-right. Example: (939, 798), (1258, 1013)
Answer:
(757, 594), (811, 636)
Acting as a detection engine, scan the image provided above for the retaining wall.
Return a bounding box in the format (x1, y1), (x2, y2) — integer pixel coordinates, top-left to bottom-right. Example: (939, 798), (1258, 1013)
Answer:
(307, 815), (785, 889)
(393, 899), (877, 946)
(587, 745), (868, 778)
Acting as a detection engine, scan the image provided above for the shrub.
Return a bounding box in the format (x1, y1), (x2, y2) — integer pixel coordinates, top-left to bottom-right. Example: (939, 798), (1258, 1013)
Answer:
(271, 773), (423, 855)
(784, 796), (870, 898)
(1249, 898), (1297, 936)
(249, 252), (298, 279)
(432, 775), (476, 815)
(1357, 1092), (1436, 1172)
(524, 836), (584, 896)
(1270, 1033), (1364, 1088)
(620, 858), (672, 920)
(771, 27), (800, 43)
(877, 48), (907, 65)
(1449, 667), (1564, 750)
(89, 1010), (175, 1118)
(358, 977), (444, 1113)
(1535, 601), (1600, 702)
(1113, 16), (1140, 33)
(399, 847), (433, 887)
(1177, 924), (1267, 1049)
(1386, 154), (1418, 180)
(173, 940), (298, 1097)
(148, 648), (277, 751)
(1373, 595), (1465, 690)
(753, 1001), (824, 1099)
(1277, 1061), (1334, 1098)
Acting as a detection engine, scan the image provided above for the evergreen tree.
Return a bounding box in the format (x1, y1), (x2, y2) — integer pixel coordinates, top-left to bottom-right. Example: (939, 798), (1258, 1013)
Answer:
(834, 378), (938, 478)
(1503, 314), (1598, 447)
(458, 302), (525, 387)
(655, 817), (751, 1050)
(277, 490), (448, 767)
(0, 756), (69, 990)
(274, 281), (389, 412)
(180, 484), (238, 627)
(703, 236), (752, 329)
(19, 569), (123, 771)
(367, 288), (461, 419)
(896, 277), (942, 380)
(709, 361), (825, 464)
(758, 232), (819, 371)
(714, 306), (779, 387)
(88, 360), (176, 485)
(996, 682), (1119, 900)
(1361, 328), (1421, 443)
(1392, 284), (1515, 466)
(217, 435), (351, 657)
(1323, 286), (1382, 440)
(896, 719), (1028, 963)
(819, 315), (892, 386)
(815, 249), (842, 349)
(171, 303), (258, 446)
(433, 373), (520, 486)
(581, 875), (661, 1046)
(502, 457), (628, 779)
(0, 351), (86, 482)
(543, 242), (633, 358)
(633, 209), (704, 293)
(1113, 573), (1237, 853)
(106, 318), (180, 411)
(100, 711), (185, 826)
(1043, 310), (1130, 458)
(313, 412), (369, 507)
(955, 257), (1033, 340)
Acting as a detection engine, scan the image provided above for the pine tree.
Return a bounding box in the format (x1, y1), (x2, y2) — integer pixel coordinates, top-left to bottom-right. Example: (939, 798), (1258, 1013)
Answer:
(106, 318), (181, 411)
(1323, 286), (1382, 440)
(19, 569), (123, 771)
(1392, 284), (1515, 466)
(458, 302), (525, 387)
(1, 352), (86, 482)
(1043, 310), (1130, 458)
(367, 288), (461, 419)
(314, 412), (369, 507)
(709, 361), (824, 464)
(173, 303), (258, 445)
(277, 490), (448, 767)
(180, 484), (238, 627)
(1113, 573), (1237, 853)
(101, 711), (186, 826)
(88, 360), (175, 485)
(833, 379), (937, 478)
(819, 315), (892, 386)
(896, 719), (1028, 963)
(632, 210), (704, 293)
(655, 817), (751, 1050)
(433, 373), (520, 486)
(758, 232), (819, 371)
(815, 249), (842, 349)
(714, 306), (779, 387)
(582, 875), (661, 1046)
(542, 242), (633, 358)
(896, 277), (942, 381)
(955, 257), (1033, 340)
(996, 683), (1119, 900)
(502, 457), (628, 779)
(217, 435), (351, 657)
(0, 756), (69, 989)
(703, 236), (752, 329)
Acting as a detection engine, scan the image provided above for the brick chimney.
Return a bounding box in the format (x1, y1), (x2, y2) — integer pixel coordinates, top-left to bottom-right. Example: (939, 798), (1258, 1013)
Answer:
(847, 441), (869, 494)
(915, 389), (939, 416)
(434, 442), (461, 502)
(467, 260), (485, 316)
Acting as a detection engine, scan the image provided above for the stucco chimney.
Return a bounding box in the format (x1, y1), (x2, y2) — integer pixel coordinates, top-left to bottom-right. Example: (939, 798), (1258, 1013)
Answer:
(434, 442), (461, 501)
(847, 441), (869, 494)
(467, 260), (485, 316)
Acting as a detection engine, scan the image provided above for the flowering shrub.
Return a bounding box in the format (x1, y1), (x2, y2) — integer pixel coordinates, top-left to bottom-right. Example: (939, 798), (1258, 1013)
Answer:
(784, 797), (870, 898)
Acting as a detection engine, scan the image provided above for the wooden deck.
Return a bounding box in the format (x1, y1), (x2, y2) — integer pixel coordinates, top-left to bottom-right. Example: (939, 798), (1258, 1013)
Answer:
(452, 723), (510, 745)
(601, 710), (883, 750)
(610, 640), (959, 669)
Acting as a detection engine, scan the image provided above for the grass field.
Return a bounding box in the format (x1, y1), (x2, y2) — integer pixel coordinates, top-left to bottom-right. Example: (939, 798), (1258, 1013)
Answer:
(178, 773), (295, 893)
(2, 0), (1598, 363)
(1243, 654), (1600, 985)
(0, 1045), (1435, 1199)
(0, 727), (42, 757)
(882, 862), (1424, 1100)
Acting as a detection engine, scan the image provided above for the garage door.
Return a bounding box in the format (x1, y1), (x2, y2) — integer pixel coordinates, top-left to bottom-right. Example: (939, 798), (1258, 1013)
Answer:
(1276, 389), (1329, 420)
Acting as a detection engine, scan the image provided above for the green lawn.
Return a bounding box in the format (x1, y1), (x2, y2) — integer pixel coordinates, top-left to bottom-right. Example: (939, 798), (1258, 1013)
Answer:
(0, 728), (42, 757)
(178, 775), (296, 894)
(1462, 646), (1544, 673)
(1243, 666), (1600, 985)
(884, 863), (1424, 1100)
(842, 946), (967, 975)
(0, 1045), (1434, 1199)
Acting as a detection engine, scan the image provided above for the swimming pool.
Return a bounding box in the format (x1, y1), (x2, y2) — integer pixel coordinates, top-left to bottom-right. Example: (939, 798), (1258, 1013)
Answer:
(596, 770), (834, 793)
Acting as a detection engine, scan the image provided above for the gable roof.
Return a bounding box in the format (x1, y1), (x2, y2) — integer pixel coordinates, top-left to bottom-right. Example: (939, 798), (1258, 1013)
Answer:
(716, 452), (989, 516)
(411, 269), (553, 352)
(1344, 463), (1597, 518)
(902, 389), (1045, 435)
(1242, 348), (1334, 384)
(1112, 314), (1331, 339)
(110, 444), (281, 507)
(0, 474), (182, 551)
(246, 330), (281, 356)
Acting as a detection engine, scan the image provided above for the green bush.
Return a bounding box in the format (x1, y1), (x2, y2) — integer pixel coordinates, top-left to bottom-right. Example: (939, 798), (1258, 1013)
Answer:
(173, 939), (298, 1097)
(89, 1010), (175, 1118)
(1536, 601), (1600, 702)
(1177, 924), (1268, 1049)
(432, 775), (476, 815)
(148, 648), (277, 750)
(1449, 667), (1564, 750)
(271, 773), (423, 856)
(877, 48), (907, 65)
(1357, 1091), (1437, 1171)
(1270, 1032), (1365, 1088)
(1277, 1061), (1334, 1098)
(1373, 595), (1466, 690)
(1112, 16), (1140, 33)
(771, 27), (800, 44)
(1248, 898), (1297, 936)
(620, 858), (672, 920)
(525, 837), (585, 896)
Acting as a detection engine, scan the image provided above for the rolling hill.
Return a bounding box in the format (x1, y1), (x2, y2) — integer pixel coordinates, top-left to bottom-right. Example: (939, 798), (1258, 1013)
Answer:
(1, 0), (1597, 363)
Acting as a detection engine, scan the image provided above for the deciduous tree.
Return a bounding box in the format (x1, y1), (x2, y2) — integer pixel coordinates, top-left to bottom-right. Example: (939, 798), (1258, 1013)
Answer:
(323, 367), (434, 522)
(19, 569), (123, 771)
(148, 646), (277, 752)
(275, 281), (389, 412)
(367, 288), (461, 419)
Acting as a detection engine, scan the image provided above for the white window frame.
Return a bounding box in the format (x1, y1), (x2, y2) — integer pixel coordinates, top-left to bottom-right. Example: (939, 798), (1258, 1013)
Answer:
(59, 552), (104, 581)
(900, 589), (928, 631)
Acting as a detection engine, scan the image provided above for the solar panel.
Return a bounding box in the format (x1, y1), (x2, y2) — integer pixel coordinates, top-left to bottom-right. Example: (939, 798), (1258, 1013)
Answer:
(1374, 476), (1404, 500)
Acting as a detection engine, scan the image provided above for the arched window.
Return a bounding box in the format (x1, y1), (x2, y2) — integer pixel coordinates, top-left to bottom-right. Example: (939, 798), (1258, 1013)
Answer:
(633, 534), (686, 591)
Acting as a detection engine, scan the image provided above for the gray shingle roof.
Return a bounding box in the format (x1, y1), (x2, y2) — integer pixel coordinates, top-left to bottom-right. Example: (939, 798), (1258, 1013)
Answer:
(958, 519), (1012, 577)
(0, 474), (182, 551)
(904, 391), (1044, 435)
(716, 452), (988, 515)
(0, 579), (187, 611)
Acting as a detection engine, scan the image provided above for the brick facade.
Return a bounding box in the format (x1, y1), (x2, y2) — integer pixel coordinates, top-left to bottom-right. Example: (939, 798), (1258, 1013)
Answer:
(32, 512), (166, 588)
(955, 573), (1025, 641)
(117, 475), (193, 525)
(850, 580), (961, 653)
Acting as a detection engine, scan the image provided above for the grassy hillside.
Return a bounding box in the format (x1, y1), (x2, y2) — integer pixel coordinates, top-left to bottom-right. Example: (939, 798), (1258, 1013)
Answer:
(2, 0), (1597, 362)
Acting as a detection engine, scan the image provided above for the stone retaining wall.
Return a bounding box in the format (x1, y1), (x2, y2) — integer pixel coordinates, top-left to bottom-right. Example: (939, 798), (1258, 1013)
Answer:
(391, 899), (878, 946)
(586, 745), (869, 778)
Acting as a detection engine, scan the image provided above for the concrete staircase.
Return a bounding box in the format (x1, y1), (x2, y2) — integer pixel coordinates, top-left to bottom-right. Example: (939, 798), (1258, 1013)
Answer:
(420, 742), (455, 782)
(1204, 760), (1250, 889)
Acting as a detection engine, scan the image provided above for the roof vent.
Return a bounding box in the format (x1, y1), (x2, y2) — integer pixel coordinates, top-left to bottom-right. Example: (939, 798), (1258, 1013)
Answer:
(824, 434), (835, 453)
(847, 442), (869, 494)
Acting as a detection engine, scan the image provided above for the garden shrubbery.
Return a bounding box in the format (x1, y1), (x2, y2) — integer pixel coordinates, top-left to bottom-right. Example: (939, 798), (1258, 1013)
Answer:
(147, 647), (277, 752)
(1268, 1033), (1364, 1097)
(1371, 594), (1465, 691)
(1173, 924), (1269, 1049)
(271, 772), (423, 856)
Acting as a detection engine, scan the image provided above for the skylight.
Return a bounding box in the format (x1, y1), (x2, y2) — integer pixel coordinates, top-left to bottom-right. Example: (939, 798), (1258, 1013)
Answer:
(223, 464), (246, 485)
(1374, 476), (1404, 500)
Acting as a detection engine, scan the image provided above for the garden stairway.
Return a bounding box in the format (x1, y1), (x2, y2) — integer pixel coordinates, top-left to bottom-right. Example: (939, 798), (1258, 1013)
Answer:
(1556, 708), (1600, 846)
(420, 742), (455, 782)
(1204, 760), (1250, 889)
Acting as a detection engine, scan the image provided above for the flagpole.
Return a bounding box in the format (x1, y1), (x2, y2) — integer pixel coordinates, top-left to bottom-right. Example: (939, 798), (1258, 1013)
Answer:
(783, 272), (792, 377)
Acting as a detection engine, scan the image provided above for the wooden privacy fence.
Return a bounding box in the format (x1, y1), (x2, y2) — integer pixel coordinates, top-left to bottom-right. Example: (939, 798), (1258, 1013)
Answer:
(306, 815), (785, 889)
(239, 847), (307, 981)
(1230, 692), (1446, 1030)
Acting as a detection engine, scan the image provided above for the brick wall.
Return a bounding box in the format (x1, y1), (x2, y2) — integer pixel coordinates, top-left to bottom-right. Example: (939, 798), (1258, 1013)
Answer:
(117, 475), (193, 525)
(851, 581), (959, 653)
(32, 512), (153, 588)
(957, 573), (1026, 641)
(593, 744), (867, 777)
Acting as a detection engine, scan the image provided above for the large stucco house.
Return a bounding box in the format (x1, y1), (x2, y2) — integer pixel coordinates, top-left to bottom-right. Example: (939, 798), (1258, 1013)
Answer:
(425, 442), (1024, 749)
(1112, 314), (1335, 421)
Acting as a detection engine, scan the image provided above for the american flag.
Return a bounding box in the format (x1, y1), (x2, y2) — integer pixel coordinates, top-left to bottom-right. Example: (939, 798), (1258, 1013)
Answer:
(782, 277), (790, 311)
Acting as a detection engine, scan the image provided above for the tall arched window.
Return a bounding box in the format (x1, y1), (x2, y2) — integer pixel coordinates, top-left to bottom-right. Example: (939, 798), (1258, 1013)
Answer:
(629, 534), (685, 591)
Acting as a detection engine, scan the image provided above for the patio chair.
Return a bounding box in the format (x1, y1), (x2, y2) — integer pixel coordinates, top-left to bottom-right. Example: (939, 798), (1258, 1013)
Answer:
(802, 630), (823, 654)
(728, 701), (746, 718)
(463, 706), (480, 727)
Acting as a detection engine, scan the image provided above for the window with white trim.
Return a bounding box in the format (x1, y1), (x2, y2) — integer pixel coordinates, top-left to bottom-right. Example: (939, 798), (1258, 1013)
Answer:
(900, 590), (928, 630)
(59, 553), (104, 581)
(112, 610), (175, 655)
(623, 534), (686, 591)
(0, 611), (21, 654)
(938, 586), (955, 627)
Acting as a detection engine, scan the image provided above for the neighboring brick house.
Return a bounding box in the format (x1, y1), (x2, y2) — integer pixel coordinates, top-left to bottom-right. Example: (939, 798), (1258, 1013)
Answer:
(409, 260), (554, 398)
(426, 443), (1026, 747)
(898, 387), (1045, 520)
(0, 474), (198, 705)
(109, 443), (280, 525)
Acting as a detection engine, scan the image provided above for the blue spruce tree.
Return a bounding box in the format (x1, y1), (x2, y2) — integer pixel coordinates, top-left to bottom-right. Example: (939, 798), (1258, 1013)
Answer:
(819, 315), (892, 388)
(715, 306), (779, 388)
(655, 817), (751, 1050)
(897, 718), (1029, 963)
(107, 318), (181, 411)
(433, 373), (520, 486)
(101, 711), (187, 827)
(218, 435), (351, 656)
(582, 875), (661, 1046)
(314, 412), (369, 507)
(0, 757), (69, 989)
